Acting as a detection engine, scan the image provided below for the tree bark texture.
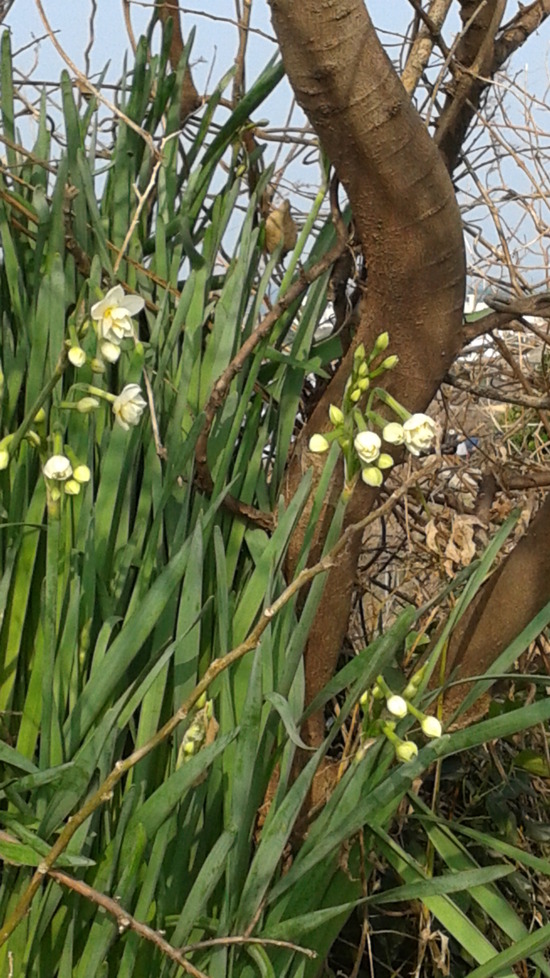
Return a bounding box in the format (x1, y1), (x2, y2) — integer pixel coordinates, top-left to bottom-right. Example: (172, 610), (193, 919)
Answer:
(443, 491), (550, 717)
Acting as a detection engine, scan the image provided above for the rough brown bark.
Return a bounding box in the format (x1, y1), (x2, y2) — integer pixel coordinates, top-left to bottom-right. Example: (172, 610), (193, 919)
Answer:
(270, 0), (466, 746)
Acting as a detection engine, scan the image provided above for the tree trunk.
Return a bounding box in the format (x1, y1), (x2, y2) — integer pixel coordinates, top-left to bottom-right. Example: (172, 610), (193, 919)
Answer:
(443, 491), (550, 719)
(270, 0), (466, 746)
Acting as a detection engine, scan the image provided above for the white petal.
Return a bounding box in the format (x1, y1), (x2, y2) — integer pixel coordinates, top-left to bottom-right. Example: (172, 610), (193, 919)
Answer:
(123, 294), (145, 315)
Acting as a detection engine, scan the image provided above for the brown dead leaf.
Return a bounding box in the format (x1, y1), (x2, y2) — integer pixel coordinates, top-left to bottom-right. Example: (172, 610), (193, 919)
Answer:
(444, 514), (484, 576)
(425, 518), (442, 554)
(265, 200), (297, 255)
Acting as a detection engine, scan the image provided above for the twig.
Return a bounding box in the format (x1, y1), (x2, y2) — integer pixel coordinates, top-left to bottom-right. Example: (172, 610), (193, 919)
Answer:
(445, 373), (550, 409)
(0, 457), (436, 949)
(128, 0), (276, 43)
(48, 869), (210, 978)
(83, 0), (97, 85)
(143, 368), (167, 460)
(180, 936), (316, 959)
(113, 134), (179, 276)
(232, 0), (252, 106)
(349, 829), (369, 978)
(122, 0), (138, 55)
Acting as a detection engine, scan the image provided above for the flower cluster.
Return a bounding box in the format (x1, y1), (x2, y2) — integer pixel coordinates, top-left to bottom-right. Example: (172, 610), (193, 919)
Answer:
(358, 671), (442, 765)
(42, 455), (91, 499)
(90, 285), (145, 365)
(0, 286), (149, 508)
(307, 332), (437, 493)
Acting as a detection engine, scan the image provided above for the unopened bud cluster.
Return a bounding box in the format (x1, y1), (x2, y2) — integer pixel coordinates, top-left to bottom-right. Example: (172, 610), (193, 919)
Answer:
(307, 331), (437, 493)
(176, 697), (214, 769)
(358, 670), (442, 765)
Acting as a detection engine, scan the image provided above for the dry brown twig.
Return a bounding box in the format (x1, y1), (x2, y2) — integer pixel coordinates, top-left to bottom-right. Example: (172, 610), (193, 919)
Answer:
(232, 0), (252, 106)
(46, 867), (317, 975)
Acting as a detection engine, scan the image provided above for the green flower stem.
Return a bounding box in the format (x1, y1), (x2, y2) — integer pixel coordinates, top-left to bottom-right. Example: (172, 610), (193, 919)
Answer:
(52, 432), (63, 456)
(371, 387), (410, 422)
(365, 409), (389, 430)
(381, 721), (399, 746)
(41, 513), (61, 773)
(7, 349), (68, 461)
(376, 674), (393, 699)
(404, 700), (426, 723)
(82, 384), (115, 403)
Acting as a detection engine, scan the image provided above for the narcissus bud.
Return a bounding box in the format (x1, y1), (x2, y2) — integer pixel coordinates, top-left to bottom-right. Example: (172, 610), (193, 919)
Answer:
(329, 404), (344, 426)
(395, 740), (418, 762)
(309, 434), (329, 453)
(386, 695), (408, 719)
(421, 716), (442, 739)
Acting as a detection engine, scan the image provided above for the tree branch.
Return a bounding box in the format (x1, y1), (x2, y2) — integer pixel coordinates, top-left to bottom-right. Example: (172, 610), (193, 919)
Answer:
(156, 1), (201, 121)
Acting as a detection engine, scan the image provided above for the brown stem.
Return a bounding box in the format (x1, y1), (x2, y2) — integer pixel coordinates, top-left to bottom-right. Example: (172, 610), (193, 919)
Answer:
(435, 0), (550, 172)
(443, 488), (550, 718)
(402, 0), (453, 95)
(269, 0), (465, 749)
(232, 0), (253, 106)
(48, 869), (209, 978)
(156, 1), (201, 121)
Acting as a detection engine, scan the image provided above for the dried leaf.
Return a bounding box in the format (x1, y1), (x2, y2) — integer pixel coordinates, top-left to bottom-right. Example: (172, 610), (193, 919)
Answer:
(265, 199), (297, 254)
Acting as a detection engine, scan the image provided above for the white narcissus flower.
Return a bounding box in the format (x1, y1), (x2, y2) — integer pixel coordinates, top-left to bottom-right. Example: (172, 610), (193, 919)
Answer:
(361, 466), (383, 487)
(395, 740), (418, 763)
(377, 453), (394, 469)
(383, 422), (405, 445)
(421, 715), (442, 739)
(112, 384), (148, 431)
(403, 414), (437, 456)
(386, 694), (408, 719)
(91, 285), (144, 344)
(309, 434), (329, 453)
(43, 455), (73, 481)
(354, 430), (381, 464)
